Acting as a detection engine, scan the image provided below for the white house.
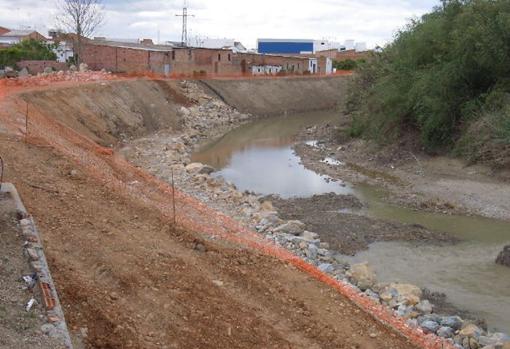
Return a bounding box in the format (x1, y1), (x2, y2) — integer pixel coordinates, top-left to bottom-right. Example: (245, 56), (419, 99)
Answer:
(52, 41), (74, 63)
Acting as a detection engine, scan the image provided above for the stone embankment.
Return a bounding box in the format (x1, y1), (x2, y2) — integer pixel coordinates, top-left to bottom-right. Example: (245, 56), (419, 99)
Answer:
(121, 81), (510, 349)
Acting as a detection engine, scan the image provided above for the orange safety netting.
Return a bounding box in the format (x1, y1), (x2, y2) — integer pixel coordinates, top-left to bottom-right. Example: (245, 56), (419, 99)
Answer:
(0, 77), (454, 349)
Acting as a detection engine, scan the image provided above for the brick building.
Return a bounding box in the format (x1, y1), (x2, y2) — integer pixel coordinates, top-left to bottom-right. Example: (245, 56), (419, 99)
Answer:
(81, 41), (311, 76)
(0, 29), (48, 48)
(314, 49), (369, 62)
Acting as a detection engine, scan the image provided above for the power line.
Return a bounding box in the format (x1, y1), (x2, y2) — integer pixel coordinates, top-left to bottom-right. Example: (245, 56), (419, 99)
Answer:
(175, 0), (195, 47)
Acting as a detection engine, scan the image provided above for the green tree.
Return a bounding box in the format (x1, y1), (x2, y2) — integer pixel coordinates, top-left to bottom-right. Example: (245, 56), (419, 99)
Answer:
(347, 0), (510, 155)
(0, 39), (57, 68)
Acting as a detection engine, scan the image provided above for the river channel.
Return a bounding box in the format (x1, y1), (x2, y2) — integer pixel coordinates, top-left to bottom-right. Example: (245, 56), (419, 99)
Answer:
(191, 110), (510, 333)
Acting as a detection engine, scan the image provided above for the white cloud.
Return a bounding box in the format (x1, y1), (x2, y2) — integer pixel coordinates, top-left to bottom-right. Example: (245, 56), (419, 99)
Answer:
(0, 0), (438, 48)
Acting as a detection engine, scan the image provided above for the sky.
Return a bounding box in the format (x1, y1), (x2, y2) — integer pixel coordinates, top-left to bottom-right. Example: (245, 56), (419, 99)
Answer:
(0, 0), (439, 49)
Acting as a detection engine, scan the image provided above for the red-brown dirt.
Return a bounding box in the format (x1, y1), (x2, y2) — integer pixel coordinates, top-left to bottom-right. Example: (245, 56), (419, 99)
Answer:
(0, 76), (420, 349)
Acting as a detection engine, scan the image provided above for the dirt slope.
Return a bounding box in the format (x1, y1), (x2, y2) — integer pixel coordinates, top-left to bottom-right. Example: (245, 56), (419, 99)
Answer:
(202, 76), (350, 116)
(20, 79), (189, 146)
(0, 79), (418, 349)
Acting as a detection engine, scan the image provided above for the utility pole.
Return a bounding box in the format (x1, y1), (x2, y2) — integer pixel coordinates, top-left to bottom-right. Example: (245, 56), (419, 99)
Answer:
(176, 0), (194, 47)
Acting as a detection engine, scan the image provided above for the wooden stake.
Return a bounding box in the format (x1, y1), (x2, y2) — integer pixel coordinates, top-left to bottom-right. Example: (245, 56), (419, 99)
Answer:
(25, 102), (28, 143)
(171, 168), (176, 233)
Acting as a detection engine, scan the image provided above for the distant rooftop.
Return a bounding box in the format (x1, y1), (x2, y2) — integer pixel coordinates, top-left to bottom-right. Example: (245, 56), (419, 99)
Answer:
(89, 40), (175, 52)
(2, 29), (36, 37)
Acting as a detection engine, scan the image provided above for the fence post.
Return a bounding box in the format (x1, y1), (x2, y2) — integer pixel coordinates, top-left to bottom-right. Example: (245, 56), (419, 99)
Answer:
(25, 102), (29, 143)
(0, 156), (3, 191)
(171, 168), (176, 233)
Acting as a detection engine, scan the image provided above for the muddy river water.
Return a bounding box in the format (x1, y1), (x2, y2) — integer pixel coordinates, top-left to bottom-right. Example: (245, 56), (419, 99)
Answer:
(192, 110), (510, 333)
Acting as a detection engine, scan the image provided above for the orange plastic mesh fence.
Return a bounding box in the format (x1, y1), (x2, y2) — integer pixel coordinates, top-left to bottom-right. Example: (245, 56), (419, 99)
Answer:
(0, 80), (454, 349)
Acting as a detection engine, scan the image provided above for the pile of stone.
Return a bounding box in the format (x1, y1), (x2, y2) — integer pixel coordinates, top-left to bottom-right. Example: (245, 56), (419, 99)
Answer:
(0, 66), (20, 78)
(120, 81), (510, 349)
(257, 215), (510, 349)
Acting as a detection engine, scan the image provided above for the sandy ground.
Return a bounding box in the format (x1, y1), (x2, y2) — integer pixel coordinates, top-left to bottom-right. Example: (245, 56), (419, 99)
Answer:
(0, 78), (420, 348)
(295, 121), (510, 222)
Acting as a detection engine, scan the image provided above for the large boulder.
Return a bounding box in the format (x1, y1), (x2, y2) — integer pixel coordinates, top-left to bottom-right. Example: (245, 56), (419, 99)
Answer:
(79, 63), (89, 72)
(274, 220), (305, 235)
(390, 283), (422, 305)
(5, 66), (18, 78)
(459, 323), (483, 339)
(185, 162), (215, 175)
(496, 245), (510, 267)
(347, 262), (376, 290)
(18, 68), (29, 77)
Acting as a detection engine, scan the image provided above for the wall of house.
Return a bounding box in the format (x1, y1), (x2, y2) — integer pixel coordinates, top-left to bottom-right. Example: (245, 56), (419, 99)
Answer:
(170, 48), (241, 75)
(81, 44), (312, 76)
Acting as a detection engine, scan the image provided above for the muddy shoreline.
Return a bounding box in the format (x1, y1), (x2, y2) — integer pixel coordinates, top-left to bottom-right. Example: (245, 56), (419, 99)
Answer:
(266, 193), (457, 256)
(293, 122), (510, 222)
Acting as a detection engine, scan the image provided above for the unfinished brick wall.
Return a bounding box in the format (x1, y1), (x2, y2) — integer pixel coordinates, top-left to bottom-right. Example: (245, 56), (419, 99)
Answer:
(82, 44), (118, 71)
(81, 43), (312, 76)
(170, 48), (241, 75)
(334, 50), (369, 61)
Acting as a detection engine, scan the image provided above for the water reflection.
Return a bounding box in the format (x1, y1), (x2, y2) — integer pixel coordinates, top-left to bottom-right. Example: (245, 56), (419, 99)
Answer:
(192, 110), (348, 198)
(191, 110), (510, 333)
(213, 146), (351, 198)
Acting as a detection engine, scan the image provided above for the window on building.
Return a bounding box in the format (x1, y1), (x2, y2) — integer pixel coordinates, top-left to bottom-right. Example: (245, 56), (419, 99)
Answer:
(298, 63), (300, 69)
(188, 49), (192, 60)
(228, 53), (231, 61)
(218, 53), (221, 61)
(172, 51), (175, 60)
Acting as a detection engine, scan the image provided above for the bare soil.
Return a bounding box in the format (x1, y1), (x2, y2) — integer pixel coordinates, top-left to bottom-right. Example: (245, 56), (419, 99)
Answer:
(0, 80), (420, 349)
(0, 191), (66, 349)
(268, 193), (456, 256)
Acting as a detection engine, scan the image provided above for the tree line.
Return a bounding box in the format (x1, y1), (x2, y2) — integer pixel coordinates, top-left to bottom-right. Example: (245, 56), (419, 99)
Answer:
(346, 0), (510, 166)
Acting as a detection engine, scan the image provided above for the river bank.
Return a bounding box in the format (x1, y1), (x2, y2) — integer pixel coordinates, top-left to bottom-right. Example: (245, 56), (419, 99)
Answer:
(119, 81), (510, 348)
(294, 121), (510, 221)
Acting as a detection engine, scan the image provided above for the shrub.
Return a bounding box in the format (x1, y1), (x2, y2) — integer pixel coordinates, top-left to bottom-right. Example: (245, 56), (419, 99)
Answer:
(334, 59), (360, 71)
(347, 0), (510, 154)
(0, 39), (57, 69)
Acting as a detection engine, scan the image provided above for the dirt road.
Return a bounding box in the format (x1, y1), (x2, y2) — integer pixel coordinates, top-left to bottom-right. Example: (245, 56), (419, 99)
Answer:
(0, 78), (420, 348)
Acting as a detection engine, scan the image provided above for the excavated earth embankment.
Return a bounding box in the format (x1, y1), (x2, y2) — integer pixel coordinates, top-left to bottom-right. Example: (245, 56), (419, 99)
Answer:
(0, 77), (423, 349)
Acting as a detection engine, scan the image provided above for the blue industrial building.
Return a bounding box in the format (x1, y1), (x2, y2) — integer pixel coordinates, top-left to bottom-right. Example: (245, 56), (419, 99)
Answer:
(257, 39), (314, 55)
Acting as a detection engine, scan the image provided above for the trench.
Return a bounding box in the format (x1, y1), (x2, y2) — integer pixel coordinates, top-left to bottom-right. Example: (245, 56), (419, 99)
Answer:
(192, 110), (510, 333)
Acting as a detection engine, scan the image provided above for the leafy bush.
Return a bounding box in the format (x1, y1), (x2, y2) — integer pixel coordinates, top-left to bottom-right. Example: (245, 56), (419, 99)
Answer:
(0, 39), (57, 69)
(347, 0), (510, 154)
(334, 59), (365, 71)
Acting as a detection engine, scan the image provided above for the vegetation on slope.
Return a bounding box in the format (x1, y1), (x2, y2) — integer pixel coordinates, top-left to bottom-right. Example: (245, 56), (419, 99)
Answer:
(0, 39), (57, 69)
(347, 0), (510, 167)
